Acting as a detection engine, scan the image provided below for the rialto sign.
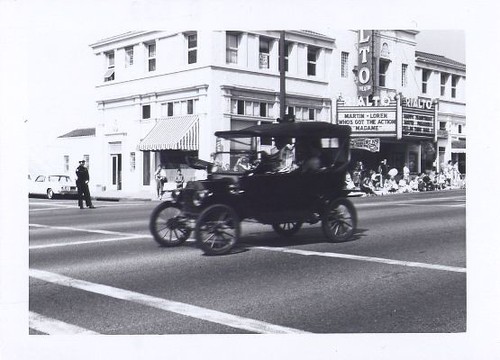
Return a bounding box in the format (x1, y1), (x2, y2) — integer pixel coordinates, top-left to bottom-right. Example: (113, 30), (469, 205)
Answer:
(357, 30), (373, 96)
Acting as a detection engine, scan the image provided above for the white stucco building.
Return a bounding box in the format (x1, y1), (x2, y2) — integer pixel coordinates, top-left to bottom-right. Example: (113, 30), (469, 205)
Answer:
(54, 30), (465, 194)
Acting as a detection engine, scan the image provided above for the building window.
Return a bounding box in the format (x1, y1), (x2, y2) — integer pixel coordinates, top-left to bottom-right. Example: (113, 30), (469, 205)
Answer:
(125, 46), (134, 67)
(378, 59), (390, 87)
(130, 152), (136, 172)
(231, 99), (272, 118)
(64, 155), (69, 172)
(308, 109), (315, 120)
(236, 100), (244, 114)
(187, 33), (197, 64)
(167, 102), (173, 116)
(187, 99), (194, 114)
(147, 43), (156, 72)
(307, 46), (318, 76)
(106, 51), (115, 68)
(259, 102), (267, 117)
(439, 121), (447, 130)
(422, 69), (430, 94)
(451, 75), (458, 98)
(440, 73), (448, 96)
(458, 124), (462, 134)
(104, 51), (115, 82)
(259, 37), (270, 69)
(279, 41), (290, 72)
(142, 105), (151, 119)
(226, 32), (239, 64)
(401, 64), (408, 87)
(341, 52), (349, 78)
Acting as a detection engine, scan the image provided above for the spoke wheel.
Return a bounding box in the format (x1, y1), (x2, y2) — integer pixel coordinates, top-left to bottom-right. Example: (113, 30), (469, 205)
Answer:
(272, 222), (303, 237)
(195, 204), (240, 255)
(47, 189), (54, 199)
(321, 198), (357, 242)
(149, 202), (191, 247)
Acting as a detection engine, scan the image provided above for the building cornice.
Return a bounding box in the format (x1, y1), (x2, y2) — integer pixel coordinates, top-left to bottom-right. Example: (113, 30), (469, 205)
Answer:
(97, 84), (209, 105)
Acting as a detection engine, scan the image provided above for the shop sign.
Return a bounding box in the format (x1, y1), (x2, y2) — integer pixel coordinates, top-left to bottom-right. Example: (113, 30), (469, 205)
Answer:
(350, 138), (380, 152)
(357, 30), (373, 97)
(338, 109), (396, 133)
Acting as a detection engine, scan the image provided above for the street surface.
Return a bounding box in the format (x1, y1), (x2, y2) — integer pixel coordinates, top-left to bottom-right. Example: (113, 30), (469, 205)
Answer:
(29, 190), (466, 334)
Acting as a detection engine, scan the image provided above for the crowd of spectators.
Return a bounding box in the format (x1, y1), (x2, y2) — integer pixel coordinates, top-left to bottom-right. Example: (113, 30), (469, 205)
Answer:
(346, 160), (465, 196)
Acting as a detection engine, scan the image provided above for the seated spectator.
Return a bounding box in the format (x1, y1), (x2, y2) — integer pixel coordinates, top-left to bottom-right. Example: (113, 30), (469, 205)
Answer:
(345, 172), (356, 190)
(409, 176), (419, 192)
(386, 176), (399, 193)
(398, 178), (409, 193)
(361, 171), (376, 196)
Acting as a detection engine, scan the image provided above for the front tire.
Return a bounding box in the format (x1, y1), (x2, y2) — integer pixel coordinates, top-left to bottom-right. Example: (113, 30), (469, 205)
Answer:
(149, 202), (191, 247)
(272, 222), (302, 237)
(195, 204), (240, 255)
(46, 189), (54, 199)
(321, 198), (357, 242)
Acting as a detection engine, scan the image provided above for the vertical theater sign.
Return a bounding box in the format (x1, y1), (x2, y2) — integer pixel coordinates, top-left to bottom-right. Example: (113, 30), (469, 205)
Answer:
(357, 30), (373, 97)
(337, 30), (438, 172)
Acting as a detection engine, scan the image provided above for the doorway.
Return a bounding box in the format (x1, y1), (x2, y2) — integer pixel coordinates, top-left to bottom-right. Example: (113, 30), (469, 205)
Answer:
(111, 154), (122, 190)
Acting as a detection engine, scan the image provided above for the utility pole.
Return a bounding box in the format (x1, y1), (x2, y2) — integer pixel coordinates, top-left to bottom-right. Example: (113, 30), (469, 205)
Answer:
(279, 31), (286, 122)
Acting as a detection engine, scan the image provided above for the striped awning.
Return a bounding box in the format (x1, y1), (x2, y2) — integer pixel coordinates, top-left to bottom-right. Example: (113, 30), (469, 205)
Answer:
(139, 115), (199, 151)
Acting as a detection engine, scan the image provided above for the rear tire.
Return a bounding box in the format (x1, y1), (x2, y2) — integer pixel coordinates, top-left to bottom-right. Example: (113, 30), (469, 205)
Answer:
(272, 222), (302, 237)
(195, 204), (240, 255)
(46, 189), (54, 199)
(149, 202), (191, 247)
(321, 198), (357, 242)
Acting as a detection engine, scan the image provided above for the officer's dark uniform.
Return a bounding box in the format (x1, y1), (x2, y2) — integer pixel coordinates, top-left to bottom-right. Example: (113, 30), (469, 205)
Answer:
(76, 160), (95, 209)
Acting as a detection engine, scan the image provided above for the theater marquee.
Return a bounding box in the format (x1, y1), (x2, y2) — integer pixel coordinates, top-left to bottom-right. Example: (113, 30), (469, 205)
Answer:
(337, 96), (437, 141)
(337, 98), (398, 137)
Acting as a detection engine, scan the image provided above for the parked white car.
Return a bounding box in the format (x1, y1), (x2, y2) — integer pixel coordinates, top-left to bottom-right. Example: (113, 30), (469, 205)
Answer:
(29, 175), (78, 199)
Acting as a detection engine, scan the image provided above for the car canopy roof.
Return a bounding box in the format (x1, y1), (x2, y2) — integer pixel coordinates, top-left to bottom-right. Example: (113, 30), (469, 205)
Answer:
(215, 121), (351, 139)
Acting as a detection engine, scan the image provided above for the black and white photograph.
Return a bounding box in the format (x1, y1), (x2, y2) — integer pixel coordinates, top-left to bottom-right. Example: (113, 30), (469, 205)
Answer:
(1, 0), (499, 359)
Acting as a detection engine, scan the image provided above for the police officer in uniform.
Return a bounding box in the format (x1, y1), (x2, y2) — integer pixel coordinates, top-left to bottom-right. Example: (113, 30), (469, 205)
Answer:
(76, 160), (95, 209)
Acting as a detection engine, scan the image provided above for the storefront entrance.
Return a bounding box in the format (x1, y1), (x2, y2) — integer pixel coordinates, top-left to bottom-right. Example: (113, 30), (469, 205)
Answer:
(111, 154), (122, 190)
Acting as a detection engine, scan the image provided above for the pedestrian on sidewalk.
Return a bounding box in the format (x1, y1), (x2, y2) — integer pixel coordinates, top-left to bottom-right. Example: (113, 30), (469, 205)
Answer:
(76, 160), (95, 209)
(155, 164), (168, 200)
(175, 168), (185, 189)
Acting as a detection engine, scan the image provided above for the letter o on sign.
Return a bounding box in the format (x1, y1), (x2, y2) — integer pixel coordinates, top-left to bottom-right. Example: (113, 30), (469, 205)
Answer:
(358, 67), (370, 84)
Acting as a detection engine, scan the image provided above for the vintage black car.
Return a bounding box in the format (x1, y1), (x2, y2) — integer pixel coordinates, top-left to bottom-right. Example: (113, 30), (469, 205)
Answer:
(149, 121), (357, 255)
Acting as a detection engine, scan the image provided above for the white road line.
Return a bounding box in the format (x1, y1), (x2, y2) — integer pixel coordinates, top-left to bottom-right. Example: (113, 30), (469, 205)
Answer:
(30, 207), (74, 212)
(29, 311), (100, 335)
(255, 247), (466, 273)
(29, 269), (310, 334)
(357, 195), (465, 208)
(29, 223), (142, 237)
(393, 203), (466, 208)
(29, 235), (150, 250)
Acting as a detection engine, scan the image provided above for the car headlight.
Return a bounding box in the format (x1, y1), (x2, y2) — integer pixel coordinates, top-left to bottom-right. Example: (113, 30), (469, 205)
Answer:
(193, 190), (211, 206)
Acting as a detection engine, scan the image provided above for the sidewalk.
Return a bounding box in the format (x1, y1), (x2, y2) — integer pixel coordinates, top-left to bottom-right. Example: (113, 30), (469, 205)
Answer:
(92, 186), (465, 202)
(92, 188), (157, 202)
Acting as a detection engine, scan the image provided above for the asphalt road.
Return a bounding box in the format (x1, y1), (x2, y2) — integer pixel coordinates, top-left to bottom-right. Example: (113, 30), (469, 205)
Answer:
(28, 190), (466, 335)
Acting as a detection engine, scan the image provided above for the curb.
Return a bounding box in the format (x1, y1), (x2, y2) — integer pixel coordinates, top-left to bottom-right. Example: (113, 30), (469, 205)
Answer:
(93, 196), (153, 202)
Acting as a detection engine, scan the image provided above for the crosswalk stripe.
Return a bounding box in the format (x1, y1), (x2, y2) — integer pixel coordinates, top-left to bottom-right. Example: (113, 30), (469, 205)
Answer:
(255, 247), (466, 273)
(29, 269), (311, 334)
(29, 311), (100, 335)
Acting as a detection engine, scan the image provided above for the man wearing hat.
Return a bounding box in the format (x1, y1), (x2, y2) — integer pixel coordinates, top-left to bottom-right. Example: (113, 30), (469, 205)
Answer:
(76, 160), (95, 209)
